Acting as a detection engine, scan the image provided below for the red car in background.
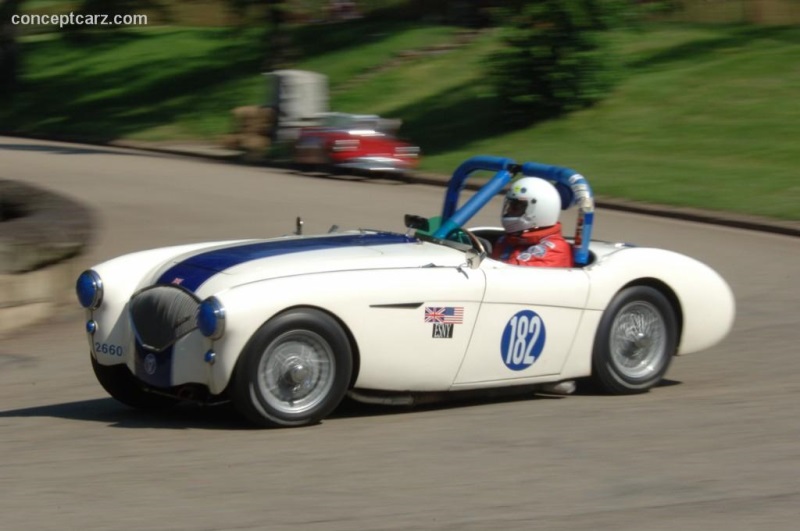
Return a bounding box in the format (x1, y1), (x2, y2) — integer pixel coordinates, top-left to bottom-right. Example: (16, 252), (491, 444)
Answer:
(293, 113), (420, 175)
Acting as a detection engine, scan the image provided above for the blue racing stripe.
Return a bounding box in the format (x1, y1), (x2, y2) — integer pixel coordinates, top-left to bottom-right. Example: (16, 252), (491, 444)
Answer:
(157, 232), (416, 292)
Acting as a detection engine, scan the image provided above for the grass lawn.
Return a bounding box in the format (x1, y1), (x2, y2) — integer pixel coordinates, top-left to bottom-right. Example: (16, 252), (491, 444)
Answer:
(2, 21), (798, 220)
(2, 27), (265, 140)
(331, 24), (800, 220)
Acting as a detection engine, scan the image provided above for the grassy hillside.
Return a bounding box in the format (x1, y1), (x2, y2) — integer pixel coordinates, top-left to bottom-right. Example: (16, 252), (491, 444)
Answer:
(2, 21), (798, 220)
(323, 24), (799, 219)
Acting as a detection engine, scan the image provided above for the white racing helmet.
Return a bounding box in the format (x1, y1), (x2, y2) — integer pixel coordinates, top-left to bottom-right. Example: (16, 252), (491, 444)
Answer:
(502, 177), (562, 233)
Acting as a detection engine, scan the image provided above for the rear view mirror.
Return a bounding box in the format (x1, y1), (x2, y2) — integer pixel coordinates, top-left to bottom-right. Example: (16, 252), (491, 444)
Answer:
(404, 214), (429, 232)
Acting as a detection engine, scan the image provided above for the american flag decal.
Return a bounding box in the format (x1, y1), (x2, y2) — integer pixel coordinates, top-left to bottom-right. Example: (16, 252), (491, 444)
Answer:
(424, 306), (464, 324)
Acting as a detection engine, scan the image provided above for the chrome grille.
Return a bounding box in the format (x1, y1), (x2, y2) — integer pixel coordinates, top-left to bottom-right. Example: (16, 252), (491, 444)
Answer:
(129, 286), (200, 351)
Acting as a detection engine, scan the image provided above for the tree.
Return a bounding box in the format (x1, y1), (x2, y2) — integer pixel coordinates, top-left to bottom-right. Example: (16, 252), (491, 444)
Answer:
(488, 0), (622, 123)
(262, 0), (289, 69)
(227, 0), (289, 69)
(0, 0), (21, 94)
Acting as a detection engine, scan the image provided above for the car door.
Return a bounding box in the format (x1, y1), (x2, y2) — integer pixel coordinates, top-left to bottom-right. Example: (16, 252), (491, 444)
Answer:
(453, 258), (590, 387)
(344, 265), (486, 392)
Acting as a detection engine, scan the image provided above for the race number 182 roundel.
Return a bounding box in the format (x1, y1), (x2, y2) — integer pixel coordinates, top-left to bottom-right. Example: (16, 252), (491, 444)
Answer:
(501, 310), (547, 371)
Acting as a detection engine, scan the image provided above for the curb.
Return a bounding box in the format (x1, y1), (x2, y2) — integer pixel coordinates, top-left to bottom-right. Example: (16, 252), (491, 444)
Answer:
(0, 254), (86, 337)
(0, 174), (95, 338)
(591, 198), (800, 238)
(108, 139), (800, 237)
(106, 139), (243, 162)
(1, 134), (796, 338)
(3, 133), (798, 237)
(384, 172), (800, 238)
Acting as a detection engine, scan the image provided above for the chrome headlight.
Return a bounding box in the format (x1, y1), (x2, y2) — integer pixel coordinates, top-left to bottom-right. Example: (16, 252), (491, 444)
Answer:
(76, 270), (103, 310)
(197, 297), (225, 340)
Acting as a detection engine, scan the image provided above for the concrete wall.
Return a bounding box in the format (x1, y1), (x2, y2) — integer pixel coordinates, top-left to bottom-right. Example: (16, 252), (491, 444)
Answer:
(0, 256), (86, 336)
(0, 179), (93, 337)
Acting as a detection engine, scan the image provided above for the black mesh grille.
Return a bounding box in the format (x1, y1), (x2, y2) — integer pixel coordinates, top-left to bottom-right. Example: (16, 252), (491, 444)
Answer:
(129, 286), (201, 351)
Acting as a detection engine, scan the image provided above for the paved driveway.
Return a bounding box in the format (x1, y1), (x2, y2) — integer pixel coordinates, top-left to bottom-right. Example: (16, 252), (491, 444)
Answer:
(1, 137), (798, 530)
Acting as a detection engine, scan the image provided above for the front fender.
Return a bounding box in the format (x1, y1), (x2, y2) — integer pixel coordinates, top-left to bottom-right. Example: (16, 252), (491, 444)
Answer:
(86, 242), (241, 371)
(206, 274), (359, 395)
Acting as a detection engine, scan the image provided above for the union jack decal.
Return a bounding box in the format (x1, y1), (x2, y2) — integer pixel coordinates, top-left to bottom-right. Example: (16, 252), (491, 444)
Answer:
(424, 306), (464, 324)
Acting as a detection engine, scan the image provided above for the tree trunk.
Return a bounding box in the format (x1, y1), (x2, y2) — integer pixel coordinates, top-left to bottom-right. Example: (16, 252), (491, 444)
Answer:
(261, 0), (287, 71)
(0, 0), (21, 93)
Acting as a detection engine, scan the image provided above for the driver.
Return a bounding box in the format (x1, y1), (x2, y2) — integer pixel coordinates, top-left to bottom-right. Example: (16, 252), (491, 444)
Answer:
(492, 177), (574, 268)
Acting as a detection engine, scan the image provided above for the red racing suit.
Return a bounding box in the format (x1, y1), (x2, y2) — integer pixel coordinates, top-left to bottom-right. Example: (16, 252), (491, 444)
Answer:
(491, 223), (574, 268)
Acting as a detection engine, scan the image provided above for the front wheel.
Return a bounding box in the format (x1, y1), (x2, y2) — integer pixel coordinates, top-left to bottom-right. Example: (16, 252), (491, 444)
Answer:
(591, 286), (678, 394)
(231, 308), (353, 428)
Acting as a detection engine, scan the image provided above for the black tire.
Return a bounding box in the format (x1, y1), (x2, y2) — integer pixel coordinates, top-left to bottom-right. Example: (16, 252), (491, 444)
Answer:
(231, 308), (353, 428)
(591, 286), (678, 394)
(91, 355), (179, 409)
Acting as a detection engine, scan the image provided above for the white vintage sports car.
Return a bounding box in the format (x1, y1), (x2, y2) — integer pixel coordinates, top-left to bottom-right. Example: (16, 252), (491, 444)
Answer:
(76, 156), (735, 427)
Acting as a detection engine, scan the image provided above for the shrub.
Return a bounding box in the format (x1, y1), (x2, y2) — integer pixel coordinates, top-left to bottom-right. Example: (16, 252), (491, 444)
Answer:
(488, 0), (623, 123)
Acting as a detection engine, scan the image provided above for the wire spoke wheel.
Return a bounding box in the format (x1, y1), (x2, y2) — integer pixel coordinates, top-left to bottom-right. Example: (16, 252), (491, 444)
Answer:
(591, 286), (677, 394)
(232, 308), (352, 428)
(609, 301), (667, 380)
(258, 330), (335, 415)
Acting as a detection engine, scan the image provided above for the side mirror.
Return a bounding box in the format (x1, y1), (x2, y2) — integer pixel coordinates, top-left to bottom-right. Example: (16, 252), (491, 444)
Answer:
(404, 214), (429, 232)
(465, 248), (486, 269)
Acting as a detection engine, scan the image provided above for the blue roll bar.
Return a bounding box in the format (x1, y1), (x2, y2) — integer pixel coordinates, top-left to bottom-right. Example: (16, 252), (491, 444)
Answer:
(433, 156), (595, 266)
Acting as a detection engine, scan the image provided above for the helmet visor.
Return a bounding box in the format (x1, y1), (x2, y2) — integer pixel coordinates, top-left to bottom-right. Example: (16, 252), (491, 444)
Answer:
(502, 198), (528, 218)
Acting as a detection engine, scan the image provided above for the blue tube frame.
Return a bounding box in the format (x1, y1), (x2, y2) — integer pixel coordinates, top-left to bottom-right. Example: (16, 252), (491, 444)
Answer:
(433, 156), (595, 266)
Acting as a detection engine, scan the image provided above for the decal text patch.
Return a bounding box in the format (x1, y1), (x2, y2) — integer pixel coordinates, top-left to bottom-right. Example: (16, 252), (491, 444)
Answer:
(425, 306), (463, 339)
(501, 310), (547, 371)
(432, 323), (454, 339)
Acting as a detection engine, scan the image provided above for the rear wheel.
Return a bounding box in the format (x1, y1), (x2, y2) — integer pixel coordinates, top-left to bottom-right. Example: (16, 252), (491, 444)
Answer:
(91, 355), (178, 409)
(591, 286), (677, 394)
(231, 308), (353, 428)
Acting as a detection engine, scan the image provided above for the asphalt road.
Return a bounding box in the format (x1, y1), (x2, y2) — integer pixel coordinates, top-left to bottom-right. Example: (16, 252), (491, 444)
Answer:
(1, 136), (798, 531)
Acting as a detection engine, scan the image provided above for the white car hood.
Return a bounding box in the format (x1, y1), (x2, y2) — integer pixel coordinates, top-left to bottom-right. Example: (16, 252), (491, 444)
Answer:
(149, 231), (465, 297)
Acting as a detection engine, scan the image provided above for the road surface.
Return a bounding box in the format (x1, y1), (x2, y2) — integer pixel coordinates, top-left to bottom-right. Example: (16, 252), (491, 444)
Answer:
(1, 137), (798, 531)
